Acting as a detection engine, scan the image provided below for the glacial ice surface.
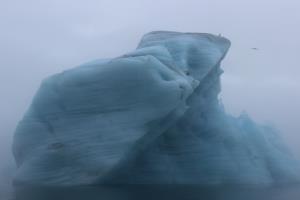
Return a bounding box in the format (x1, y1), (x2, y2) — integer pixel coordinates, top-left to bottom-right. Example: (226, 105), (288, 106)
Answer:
(13, 31), (300, 186)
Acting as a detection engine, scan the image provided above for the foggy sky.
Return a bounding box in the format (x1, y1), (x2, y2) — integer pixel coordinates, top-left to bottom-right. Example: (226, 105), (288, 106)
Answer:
(0, 0), (299, 170)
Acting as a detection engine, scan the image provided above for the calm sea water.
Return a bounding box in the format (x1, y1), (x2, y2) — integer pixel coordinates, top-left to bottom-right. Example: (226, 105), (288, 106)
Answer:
(13, 185), (300, 200)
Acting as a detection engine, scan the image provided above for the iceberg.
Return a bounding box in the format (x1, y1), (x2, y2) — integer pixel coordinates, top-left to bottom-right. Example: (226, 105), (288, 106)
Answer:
(12, 31), (300, 186)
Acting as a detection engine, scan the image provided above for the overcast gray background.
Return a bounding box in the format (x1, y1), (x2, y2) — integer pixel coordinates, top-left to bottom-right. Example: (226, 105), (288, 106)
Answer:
(0, 0), (299, 181)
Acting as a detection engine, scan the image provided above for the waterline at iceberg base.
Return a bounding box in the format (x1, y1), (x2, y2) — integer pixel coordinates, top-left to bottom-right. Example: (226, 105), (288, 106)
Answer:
(13, 31), (300, 193)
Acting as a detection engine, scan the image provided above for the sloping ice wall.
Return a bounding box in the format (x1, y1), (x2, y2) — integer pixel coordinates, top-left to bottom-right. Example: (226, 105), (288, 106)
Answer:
(12, 31), (300, 186)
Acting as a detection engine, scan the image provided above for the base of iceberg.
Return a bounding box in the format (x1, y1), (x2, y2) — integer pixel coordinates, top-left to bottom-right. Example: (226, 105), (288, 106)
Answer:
(12, 31), (300, 186)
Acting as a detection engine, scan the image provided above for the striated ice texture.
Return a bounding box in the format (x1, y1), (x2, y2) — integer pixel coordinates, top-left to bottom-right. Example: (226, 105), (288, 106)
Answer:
(12, 31), (300, 186)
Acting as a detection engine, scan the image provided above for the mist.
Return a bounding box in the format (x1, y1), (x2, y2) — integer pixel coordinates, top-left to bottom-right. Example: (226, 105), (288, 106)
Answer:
(0, 0), (299, 190)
